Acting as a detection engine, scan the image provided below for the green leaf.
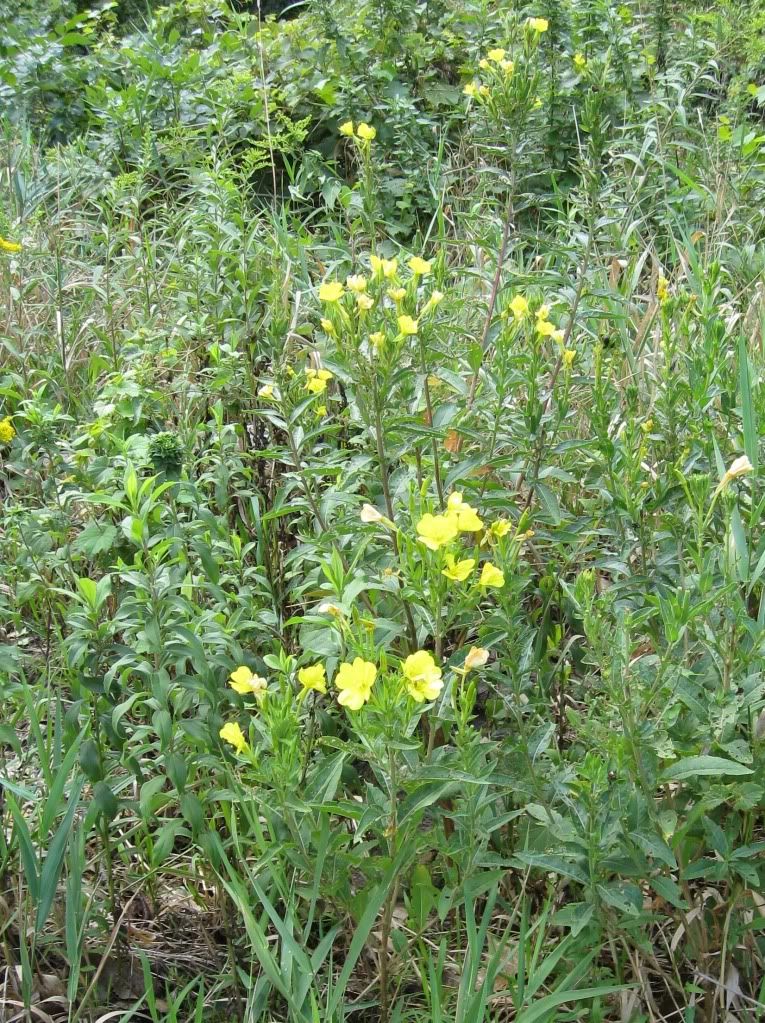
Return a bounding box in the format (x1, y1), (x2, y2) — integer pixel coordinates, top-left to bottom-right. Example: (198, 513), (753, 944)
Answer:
(408, 863), (436, 931)
(76, 576), (98, 608)
(512, 853), (589, 885)
(651, 875), (687, 909)
(661, 756), (753, 781)
(0, 645), (24, 674)
(36, 779), (84, 932)
(535, 481), (562, 525)
(79, 739), (103, 783)
(397, 779), (456, 827)
(92, 781), (119, 821)
(71, 521), (118, 557)
(304, 751), (346, 804)
(7, 793), (39, 903)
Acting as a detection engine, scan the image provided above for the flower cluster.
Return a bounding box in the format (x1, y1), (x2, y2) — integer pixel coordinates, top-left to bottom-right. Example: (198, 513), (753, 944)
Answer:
(253, 252), (441, 434)
(464, 17), (548, 100)
(506, 293), (576, 366)
(0, 237), (22, 254)
(416, 492), (506, 588)
(0, 416), (15, 445)
(340, 120), (376, 142)
(314, 251), (441, 356)
(305, 367), (333, 395)
(218, 639), (487, 754)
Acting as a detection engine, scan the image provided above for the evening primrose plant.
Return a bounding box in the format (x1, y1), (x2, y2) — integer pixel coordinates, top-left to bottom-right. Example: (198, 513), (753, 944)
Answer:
(216, 625), (496, 1022)
(7, 0), (765, 1019)
(463, 14), (549, 150)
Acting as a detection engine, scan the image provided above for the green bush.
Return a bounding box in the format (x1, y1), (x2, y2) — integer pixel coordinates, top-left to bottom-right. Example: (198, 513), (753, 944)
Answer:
(1, 1), (765, 1020)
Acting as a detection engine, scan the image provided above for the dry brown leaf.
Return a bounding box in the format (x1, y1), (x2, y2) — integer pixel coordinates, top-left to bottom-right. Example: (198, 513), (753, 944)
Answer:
(444, 430), (462, 454)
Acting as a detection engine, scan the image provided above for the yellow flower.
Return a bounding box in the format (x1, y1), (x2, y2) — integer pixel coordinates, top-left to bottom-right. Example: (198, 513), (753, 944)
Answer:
(369, 331), (386, 348)
(447, 493), (463, 512)
(408, 256), (432, 276)
(464, 646), (490, 672)
(387, 287), (405, 303)
(258, 384), (275, 400)
(562, 348), (576, 368)
(479, 562), (505, 588)
(537, 303), (550, 321)
(642, 419), (653, 433)
(528, 16), (549, 32)
(305, 367), (333, 395)
(319, 281), (344, 303)
(509, 295), (529, 320)
(335, 657), (377, 710)
(552, 328), (565, 344)
(456, 506), (483, 532)
(371, 254), (398, 278)
(463, 82), (478, 97)
(657, 276), (669, 303)
(220, 721), (249, 753)
(0, 417), (16, 445)
(442, 556), (476, 582)
(398, 314), (418, 335)
(347, 274), (367, 292)
(402, 650), (443, 702)
(316, 405), (327, 417)
(500, 59), (515, 75)
(357, 122), (376, 141)
(574, 52), (587, 70)
(229, 666), (268, 698)
(489, 518), (511, 539)
(533, 96), (543, 109)
(487, 47), (506, 62)
(424, 290), (444, 312)
(0, 237), (22, 254)
(478, 85), (490, 97)
(357, 293), (374, 311)
(339, 120), (355, 136)
(417, 512), (459, 550)
(298, 663), (327, 694)
(537, 319), (556, 337)
(479, 58), (489, 69)
(321, 317), (336, 335)
(447, 493), (483, 532)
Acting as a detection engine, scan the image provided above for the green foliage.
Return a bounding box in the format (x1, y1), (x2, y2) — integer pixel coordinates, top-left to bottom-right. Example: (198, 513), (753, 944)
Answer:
(2, 0), (765, 1020)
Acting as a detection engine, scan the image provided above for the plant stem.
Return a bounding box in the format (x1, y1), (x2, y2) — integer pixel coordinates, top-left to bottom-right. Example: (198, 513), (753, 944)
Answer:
(373, 380), (418, 649)
(379, 745), (399, 1023)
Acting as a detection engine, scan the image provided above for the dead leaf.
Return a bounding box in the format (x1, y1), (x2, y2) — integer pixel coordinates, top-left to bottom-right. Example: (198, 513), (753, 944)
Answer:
(444, 430), (461, 454)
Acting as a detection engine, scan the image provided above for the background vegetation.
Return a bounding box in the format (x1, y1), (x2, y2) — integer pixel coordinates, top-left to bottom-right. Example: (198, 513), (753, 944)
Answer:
(2, 0), (765, 1020)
